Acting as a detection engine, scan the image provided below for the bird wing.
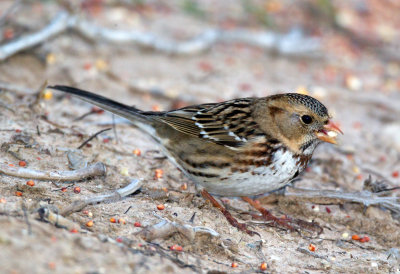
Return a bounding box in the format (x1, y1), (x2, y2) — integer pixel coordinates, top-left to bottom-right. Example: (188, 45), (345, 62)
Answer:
(151, 98), (264, 148)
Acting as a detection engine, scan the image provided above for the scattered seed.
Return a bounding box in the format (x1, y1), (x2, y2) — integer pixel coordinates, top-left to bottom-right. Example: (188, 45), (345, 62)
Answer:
(3, 28), (14, 40)
(345, 74), (362, 91)
(392, 171), (399, 178)
(295, 86), (309, 95)
(170, 244), (183, 251)
(26, 180), (35, 187)
(46, 53), (56, 65)
(133, 149), (141, 156)
(180, 183), (188, 190)
(308, 244), (316, 252)
(162, 187), (168, 192)
(86, 220), (94, 227)
(73, 186), (81, 194)
(260, 262), (267, 271)
(120, 167), (129, 176)
(95, 59), (108, 71)
(8, 164), (14, 167)
(15, 191), (22, 196)
(103, 138), (110, 143)
(70, 228), (78, 233)
(83, 63), (92, 70)
(157, 204), (165, 210)
(110, 217), (117, 223)
(48, 262), (56, 270)
(43, 90), (53, 100)
(61, 187), (67, 192)
(352, 166), (360, 174)
(152, 105), (161, 111)
(154, 169), (163, 179)
(360, 236), (370, 243)
(134, 222), (141, 227)
(325, 207), (331, 213)
(118, 218), (126, 225)
(231, 262), (238, 268)
(116, 237), (123, 243)
(91, 107), (104, 114)
(198, 61), (213, 72)
(15, 129), (21, 133)
(342, 232), (349, 239)
(82, 210), (89, 215)
(19, 161), (26, 167)
(352, 234), (360, 240)
(0, 198), (6, 203)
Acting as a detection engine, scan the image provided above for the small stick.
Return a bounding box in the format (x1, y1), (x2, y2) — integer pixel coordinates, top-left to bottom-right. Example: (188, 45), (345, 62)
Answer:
(0, 11), (71, 61)
(61, 178), (142, 216)
(77, 128), (111, 149)
(0, 162), (106, 181)
(137, 212), (219, 241)
(285, 187), (400, 214)
(0, 11), (320, 61)
(37, 207), (80, 231)
(296, 247), (332, 262)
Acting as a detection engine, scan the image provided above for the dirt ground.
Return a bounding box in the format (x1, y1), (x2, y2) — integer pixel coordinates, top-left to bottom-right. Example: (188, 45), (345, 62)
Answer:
(1, 1), (400, 273)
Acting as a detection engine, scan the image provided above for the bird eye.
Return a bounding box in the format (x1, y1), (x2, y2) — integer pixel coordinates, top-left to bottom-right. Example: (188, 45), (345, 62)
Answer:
(301, 115), (313, 124)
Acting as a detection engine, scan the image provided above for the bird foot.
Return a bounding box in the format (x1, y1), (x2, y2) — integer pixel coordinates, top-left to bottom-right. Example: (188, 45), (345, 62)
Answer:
(242, 196), (323, 234)
(201, 190), (259, 236)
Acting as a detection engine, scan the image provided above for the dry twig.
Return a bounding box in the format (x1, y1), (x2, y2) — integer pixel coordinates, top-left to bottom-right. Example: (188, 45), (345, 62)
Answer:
(285, 187), (400, 214)
(0, 11), (321, 61)
(61, 178), (142, 216)
(0, 162), (106, 181)
(37, 207), (80, 231)
(137, 212), (219, 242)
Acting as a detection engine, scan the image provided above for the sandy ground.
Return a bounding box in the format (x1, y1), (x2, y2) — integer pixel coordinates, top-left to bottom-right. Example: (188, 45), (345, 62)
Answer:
(1, 1), (400, 273)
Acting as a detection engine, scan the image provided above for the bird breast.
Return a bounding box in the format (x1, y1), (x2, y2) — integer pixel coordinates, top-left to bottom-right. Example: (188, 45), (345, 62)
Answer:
(194, 148), (307, 197)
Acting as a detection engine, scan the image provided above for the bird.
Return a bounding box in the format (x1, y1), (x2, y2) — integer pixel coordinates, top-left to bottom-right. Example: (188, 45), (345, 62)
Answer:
(49, 85), (342, 235)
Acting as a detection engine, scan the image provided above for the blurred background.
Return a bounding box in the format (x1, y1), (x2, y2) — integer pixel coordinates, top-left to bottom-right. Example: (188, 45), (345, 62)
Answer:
(1, 0), (400, 273)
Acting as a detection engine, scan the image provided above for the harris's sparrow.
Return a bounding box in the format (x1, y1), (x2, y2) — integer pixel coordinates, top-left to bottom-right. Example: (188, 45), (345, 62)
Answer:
(49, 85), (342, 235)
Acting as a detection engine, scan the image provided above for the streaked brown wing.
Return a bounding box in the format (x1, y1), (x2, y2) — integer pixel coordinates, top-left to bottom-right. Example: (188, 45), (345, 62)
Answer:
(152, 98), (264, 148)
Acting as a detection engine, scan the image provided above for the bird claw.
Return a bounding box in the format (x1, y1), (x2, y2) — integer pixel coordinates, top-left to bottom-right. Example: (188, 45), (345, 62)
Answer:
(242, 196), (323, 235)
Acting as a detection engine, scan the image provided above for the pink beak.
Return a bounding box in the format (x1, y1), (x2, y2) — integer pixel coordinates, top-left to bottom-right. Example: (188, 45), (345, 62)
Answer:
(315, 120), (343, 144)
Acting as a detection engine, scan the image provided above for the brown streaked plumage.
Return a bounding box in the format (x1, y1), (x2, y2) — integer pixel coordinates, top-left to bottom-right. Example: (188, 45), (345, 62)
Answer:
(49, 85), (342, 235)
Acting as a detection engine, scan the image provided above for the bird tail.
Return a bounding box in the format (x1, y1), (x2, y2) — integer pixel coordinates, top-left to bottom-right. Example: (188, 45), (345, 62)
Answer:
(48, 85), (154, 133)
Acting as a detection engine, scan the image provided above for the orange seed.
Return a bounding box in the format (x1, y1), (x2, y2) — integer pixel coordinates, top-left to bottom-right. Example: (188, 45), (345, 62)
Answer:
(86, 220), (94, 227)
(157, 204), (165, 210)
(260, 262), (267, 271)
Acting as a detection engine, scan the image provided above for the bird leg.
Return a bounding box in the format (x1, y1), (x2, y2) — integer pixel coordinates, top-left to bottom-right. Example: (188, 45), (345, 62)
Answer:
(242, 196), (323, 234)
(201, 190), (259, 236)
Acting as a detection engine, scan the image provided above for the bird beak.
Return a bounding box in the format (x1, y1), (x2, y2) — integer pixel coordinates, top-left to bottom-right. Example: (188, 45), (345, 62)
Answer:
(315, 120), (343, 144)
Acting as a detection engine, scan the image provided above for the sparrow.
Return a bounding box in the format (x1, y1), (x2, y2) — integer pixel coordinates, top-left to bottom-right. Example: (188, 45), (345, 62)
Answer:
(49, 85), (342, 235)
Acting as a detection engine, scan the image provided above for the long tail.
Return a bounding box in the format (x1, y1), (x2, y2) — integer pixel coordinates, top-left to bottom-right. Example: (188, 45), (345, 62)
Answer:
(48, 85), (154, 131)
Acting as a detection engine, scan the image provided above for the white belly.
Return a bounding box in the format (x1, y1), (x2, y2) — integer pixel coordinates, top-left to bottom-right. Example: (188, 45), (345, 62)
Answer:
(196, 149), (300, 196)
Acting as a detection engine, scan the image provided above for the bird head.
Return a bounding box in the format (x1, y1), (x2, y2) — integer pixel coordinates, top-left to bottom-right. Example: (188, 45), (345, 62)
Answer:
(254, 93), (342, 154)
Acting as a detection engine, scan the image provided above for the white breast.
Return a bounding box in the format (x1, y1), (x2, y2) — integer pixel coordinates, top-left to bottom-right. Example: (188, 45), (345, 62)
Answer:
(197, 149), (300, 196)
